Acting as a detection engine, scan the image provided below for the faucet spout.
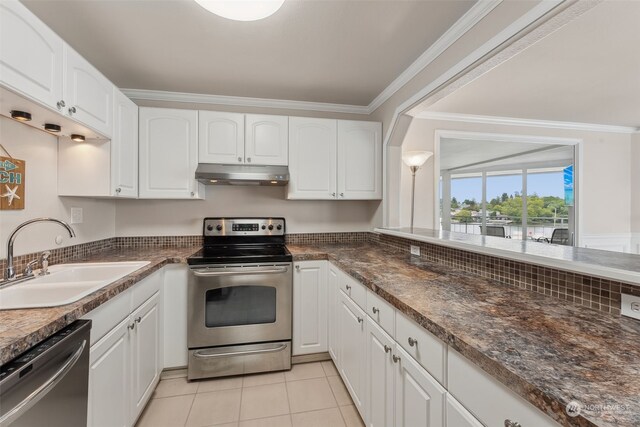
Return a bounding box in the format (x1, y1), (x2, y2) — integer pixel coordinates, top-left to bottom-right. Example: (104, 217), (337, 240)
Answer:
(5, 217), (76, 281)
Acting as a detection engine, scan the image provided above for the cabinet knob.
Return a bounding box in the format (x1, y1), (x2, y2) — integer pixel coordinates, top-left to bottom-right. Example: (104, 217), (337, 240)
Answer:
(372, 307), (379, 314)
(345, 285), (351, 291)
(383, 345), (391, 353)
(331, 192), (336, 197)
(295, 265), (300, 271)
(504, 421), (522, 427)
(128, 322), (136, 330)
(56, 100), (66, 110)
(392, 355), (401, 363)
(68, 106), (76, 115)
(135, 316), (142, 323)
(340, 193), (344, 197)
(115, 187), (121, 193)
(191, 192), (195, 197)
(238, 157), (242, 162)
(408, 337), (418, 347)
(357, 317), (363, 324)
(247, 157), (251, 163)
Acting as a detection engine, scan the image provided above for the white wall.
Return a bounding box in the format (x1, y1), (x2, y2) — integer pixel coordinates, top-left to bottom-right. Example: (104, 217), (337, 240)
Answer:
(392, 118), (633, 244)
(0, 117), (116, 259)
(115, 186), (379, 236)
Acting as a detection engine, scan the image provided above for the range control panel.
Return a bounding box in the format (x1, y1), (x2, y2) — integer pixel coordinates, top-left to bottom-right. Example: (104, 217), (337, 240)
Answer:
(203, 218), (286, 236)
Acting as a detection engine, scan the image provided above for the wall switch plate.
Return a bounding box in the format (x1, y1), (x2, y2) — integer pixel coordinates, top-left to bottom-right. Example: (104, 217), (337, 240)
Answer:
(621, 293), (640, 321)
(410, 245), (420, 256)
(70, 207), (83, 224)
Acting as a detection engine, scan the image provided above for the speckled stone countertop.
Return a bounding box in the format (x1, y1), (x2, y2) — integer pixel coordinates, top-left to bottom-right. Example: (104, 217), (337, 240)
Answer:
(0, 246), (199, 366)
(288, 243), (640, 427)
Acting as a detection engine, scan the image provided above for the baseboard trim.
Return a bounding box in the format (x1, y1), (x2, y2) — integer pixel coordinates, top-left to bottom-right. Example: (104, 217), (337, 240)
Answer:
(292, 353), (331, 364)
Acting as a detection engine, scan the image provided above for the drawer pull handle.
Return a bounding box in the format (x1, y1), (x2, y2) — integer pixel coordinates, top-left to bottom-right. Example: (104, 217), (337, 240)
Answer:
(295, 265), (300, 271)
(372, 307), (379, 314)
(128, 323), (136, 330)
(346, 285), (351, 291)
(135, 316), (142, 323)
(408, 337), (418, 347)
(383, 345), (391, 353)
(504, 421), (522, 427)
(392, 355), (401, 363)
(357, 316), (363, 324)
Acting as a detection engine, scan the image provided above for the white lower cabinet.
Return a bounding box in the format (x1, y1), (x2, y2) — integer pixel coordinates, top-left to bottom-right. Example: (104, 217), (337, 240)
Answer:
(338, 290), (367, 419)
(365, 318), (395, 427)
(327, 263), (340, 363)
(83, 270), (163, 427)
(292, 261), (328, 355)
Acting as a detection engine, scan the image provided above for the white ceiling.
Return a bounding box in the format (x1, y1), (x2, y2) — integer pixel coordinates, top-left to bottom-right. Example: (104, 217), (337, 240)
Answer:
(440, 138), (574, 172)
(22, 0), (475, 106)
(426, 1), (640, 128)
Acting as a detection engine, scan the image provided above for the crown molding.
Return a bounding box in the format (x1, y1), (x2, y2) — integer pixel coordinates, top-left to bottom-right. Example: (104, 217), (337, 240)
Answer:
(123, 1), (502, 116)
(121, 88), (371, 115)
(416, 111), (640, 134)
(367, 0), (502, 114)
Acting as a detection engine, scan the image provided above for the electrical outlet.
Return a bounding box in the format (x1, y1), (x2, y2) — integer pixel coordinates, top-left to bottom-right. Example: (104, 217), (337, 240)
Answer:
(621, 293), (640, 321)
(410, 245), (420, 256)
(70, 207), (83, 224)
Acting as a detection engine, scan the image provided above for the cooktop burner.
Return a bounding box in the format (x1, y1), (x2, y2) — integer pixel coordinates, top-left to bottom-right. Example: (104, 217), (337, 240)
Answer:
(187, 217), (292, 266)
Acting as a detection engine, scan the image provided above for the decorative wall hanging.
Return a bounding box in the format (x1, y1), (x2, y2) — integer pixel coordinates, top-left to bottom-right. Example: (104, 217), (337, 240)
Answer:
(0, 153), (25, 210)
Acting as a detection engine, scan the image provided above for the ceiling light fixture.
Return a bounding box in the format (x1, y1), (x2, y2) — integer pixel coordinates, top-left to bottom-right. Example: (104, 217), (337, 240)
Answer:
(44, 123), (62, 133)
(71, 134), (85, 142)
(193, 0), (284, 21)
(10, 110), (31, 122)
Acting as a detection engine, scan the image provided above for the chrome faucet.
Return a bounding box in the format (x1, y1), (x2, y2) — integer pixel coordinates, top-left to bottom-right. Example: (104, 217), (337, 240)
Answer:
(5, 218), (76, 281)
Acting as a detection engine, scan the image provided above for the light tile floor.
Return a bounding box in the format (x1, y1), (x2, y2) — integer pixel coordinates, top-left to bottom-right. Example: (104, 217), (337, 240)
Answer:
(136, 361), (365, 427)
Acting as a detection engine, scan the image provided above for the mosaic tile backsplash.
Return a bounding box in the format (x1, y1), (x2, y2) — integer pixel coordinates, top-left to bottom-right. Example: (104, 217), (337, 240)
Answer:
(1, 232), (636, 316)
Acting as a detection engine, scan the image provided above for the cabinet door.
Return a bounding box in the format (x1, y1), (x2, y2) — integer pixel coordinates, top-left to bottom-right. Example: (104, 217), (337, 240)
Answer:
(394, 346), (446, 427)
(288, 117), (337, 199)
(198, 111), (244, 164)
(87, 317), (130, 427)
(338, 291), (367, 419)
(130, 292), (161, 423)
(139, 107), (200, 199)
(245, 114), (288, 165)
(445, 394), (484, 427)
(337, 120), (382, 200)
(365, 318), (395, 427)
(293, 261), (328, 355)
(0, 0), (63, 110)
(112, 88), (138, 198)
(327, 263), (340, 363)
(64, 45), (113, 137)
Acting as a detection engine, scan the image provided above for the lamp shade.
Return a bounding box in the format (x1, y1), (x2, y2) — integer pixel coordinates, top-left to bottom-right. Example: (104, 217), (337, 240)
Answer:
(194, 0), (285, 21)
(402, 151), (433, 168)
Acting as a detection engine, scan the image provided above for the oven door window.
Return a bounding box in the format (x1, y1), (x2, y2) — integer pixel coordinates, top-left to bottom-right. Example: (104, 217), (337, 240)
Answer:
(205, 286), (277, 327)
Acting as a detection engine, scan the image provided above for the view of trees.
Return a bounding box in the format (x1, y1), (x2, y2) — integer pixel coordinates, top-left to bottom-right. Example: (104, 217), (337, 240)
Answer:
(451, 192), (568, 224)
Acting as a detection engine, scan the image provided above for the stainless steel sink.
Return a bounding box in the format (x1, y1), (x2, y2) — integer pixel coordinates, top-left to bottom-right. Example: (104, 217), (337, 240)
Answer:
(0, 261), (150, 310)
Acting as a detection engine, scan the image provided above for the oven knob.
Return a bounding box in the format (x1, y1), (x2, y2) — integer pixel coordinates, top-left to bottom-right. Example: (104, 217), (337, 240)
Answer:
(268, 224), (274, 230)
(206, 225), (213, 231)
(261, 225), (266, 230)
(276, 224), (282, 230)
(216, 225), (223, 231)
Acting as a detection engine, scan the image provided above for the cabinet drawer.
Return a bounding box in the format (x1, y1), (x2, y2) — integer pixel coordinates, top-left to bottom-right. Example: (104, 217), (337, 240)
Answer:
(366, 290), (395, 337)
(448, 349), (560, 427)
(82, 288), (131, 346)
(340, 272), (366, 310)
(131, 269), (163, 310)
(395, 311), (446, 384)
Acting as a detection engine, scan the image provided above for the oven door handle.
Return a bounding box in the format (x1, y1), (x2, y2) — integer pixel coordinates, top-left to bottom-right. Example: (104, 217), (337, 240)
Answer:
(193, 343), (288, 359)
(191, 267), (288, 277)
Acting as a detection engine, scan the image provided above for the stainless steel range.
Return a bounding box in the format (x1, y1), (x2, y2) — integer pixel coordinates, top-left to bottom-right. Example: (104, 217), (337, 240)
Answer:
(186, 217), (292, 380)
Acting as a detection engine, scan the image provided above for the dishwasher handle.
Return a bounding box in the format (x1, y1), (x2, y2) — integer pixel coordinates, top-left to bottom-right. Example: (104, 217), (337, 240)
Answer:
(192, 266), (288, 277)
(0, 339), (86, 427)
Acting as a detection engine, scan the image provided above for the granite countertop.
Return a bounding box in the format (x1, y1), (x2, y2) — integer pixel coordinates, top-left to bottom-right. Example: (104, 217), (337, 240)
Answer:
(377, 227), (640, 286)
(0, 246), (199, 366)
(287, 243), (640, 427)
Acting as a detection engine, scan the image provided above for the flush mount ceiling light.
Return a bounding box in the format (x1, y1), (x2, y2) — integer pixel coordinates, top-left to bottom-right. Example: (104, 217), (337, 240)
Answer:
(43, 123), (62, 133)
(10, 110), (32, 122)
(193, 0), (284, 21)
(70, 134), (85, 142)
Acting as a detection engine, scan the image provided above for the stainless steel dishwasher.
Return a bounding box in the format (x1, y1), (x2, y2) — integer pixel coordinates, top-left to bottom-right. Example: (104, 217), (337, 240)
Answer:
(0, 320), (91, 427)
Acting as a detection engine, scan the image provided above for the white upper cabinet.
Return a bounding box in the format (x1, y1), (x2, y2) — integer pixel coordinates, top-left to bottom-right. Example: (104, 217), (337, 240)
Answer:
(139, 107), (203, 199)
(337, 120), (382, 200)
(0, 0), (63, 110)
(198, 111), (244, 164)
(245, 114), (288, 165)
(64, 45), (113, 137)
(112, 88), (138, 198)
(288, 117), (337, 199)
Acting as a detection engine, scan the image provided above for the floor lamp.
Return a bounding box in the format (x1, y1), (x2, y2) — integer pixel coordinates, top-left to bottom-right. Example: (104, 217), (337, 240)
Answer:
(402, 151), (433, 232)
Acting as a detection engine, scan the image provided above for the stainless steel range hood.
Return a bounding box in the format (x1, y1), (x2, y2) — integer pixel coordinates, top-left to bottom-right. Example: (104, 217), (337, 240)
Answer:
(196, 164), (289, 186)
